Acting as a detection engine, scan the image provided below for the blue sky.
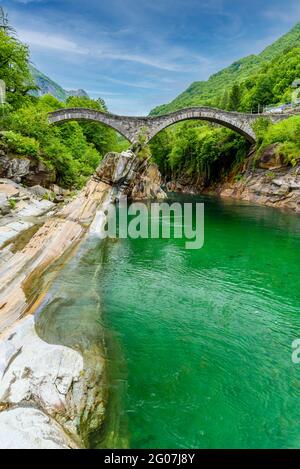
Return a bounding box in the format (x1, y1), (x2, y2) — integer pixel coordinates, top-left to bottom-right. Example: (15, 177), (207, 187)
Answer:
(2, 0), (300, 115)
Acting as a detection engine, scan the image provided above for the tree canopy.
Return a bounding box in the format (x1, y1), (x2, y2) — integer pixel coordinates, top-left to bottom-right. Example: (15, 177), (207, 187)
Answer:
(0, 9), (128, 188)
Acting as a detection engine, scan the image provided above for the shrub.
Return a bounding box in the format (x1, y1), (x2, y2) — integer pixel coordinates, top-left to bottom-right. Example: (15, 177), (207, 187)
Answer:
(150, 121), (250, 184)
(1, 130), (39, 157)
(1, 96), (104, 188)
(255, 116), (300, 166)
(8, 198), (17, 209)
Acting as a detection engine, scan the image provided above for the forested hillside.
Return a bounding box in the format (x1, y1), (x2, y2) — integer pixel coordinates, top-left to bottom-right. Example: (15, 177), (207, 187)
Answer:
(149, 22), (300, 186)
(150, 22), (300, 115)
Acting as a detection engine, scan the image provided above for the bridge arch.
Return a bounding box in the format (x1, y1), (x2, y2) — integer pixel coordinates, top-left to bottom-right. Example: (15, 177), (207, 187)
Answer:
(146, 108), (257, 143)
(48, 108), (133, 142)
(48, 106), (291, 145)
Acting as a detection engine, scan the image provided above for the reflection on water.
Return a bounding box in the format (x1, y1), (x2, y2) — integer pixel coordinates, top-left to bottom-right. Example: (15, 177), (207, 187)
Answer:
(36, 195), (300, 448)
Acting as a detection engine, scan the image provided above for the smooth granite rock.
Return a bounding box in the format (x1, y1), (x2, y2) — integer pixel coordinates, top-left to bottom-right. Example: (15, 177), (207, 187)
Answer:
(0, 315), (106, 448)
(0, 408), (77, 449)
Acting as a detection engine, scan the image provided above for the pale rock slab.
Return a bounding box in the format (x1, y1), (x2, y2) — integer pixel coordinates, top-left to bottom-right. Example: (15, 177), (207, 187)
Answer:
(0, 408), (77, 449)
(0, 316), (86, 448)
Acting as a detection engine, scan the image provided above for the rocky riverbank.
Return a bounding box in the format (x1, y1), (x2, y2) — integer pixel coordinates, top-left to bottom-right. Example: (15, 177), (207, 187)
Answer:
(0, 134), (56, 187)
(212, 163), (300, 212)
(0, 179), (58, 250)
(165, 145), (300, 213)
(0, 149), (165, 449)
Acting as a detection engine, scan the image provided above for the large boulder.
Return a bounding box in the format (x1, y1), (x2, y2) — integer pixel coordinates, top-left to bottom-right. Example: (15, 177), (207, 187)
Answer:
(0, 193), (10, 215)
(0, 408), (76, 449)
(95, 150), (143, 185)
(0, 156), (31, 183)
(0, 179), (21, 198)
(130, 163), (167, 199)
(24, 160), (56, 187)
(27, 185), (53, 199)
(257, 144), (285, 170)
(95, 150), (166, 200)
(0, 151), (56, 187)
(49, 184), (68, 196)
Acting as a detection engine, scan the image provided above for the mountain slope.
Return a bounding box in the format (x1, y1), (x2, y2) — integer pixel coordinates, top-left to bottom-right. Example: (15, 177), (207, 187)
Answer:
(150, 22), (300, 115)
(30, 66), (89, 101)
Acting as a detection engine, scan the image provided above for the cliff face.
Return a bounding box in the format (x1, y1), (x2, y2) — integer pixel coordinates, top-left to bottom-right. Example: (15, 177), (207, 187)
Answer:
(209, 146), (300, 212)
(213, 166), (300, 212)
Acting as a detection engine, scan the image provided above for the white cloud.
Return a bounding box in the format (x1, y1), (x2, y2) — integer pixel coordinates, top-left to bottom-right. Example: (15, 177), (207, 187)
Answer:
(17, 27), (214, 73)
(13, 0), (43, 3)
(97, 51), (188, 72)
(85, 90), (124, 96)
(98, 76), (160, 89)
(18, 29), (89, 54)
(263, 2), (300, 24)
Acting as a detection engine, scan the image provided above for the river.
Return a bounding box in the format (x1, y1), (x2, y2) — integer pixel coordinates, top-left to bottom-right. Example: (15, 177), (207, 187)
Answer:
(36, 194), (300, 449)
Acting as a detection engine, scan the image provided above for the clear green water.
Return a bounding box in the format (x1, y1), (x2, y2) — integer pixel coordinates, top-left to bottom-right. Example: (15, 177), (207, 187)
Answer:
(37, 195), (300, 449)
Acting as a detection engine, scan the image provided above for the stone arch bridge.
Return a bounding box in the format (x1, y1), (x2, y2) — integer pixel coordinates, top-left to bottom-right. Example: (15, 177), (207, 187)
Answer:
(48, 107), (293, 144)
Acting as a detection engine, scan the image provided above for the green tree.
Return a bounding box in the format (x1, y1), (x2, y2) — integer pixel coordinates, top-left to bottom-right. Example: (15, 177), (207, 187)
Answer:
(0, 10), (36, 108)
(150, 121), (249, 185)
(2, 95), (101, 187)
(65, 95), (127, 155)
(219, 90), (229, 110)
(0, 7), (15, 35)
(228, 83), (241, 111)
(0, 9), (127, 189)
(254, 115), (300, 166)
(149, 129), (174, 176)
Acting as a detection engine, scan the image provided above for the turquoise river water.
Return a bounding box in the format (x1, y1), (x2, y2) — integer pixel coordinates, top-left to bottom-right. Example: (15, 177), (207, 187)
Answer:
(36, 194), (300, 449)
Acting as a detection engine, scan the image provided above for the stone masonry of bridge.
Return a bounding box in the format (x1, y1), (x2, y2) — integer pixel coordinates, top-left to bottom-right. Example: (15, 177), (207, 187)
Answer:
(48, 107), (294, 144)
